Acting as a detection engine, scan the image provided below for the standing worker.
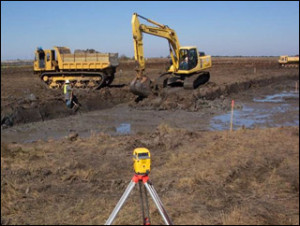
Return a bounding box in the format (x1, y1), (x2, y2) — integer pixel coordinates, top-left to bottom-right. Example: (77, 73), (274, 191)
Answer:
(63, 80), (79, 111)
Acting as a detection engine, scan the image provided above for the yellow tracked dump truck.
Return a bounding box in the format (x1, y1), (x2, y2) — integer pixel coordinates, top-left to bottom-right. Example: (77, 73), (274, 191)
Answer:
(278, 55), (299, 67)
(34, 46), (119, 89)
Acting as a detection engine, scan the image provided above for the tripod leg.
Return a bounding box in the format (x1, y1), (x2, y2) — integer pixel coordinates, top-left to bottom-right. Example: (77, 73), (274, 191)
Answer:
(140, 182), (151, 225)
(139, 181), (146, 224)
(147, 182), (166, 210)
(144, 184), (151, 225)
(144, 182), (173, 225)
(105, 180), (136, 225)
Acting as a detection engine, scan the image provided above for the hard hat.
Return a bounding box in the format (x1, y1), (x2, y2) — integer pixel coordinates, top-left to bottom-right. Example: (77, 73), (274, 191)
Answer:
(65, 80), (70, 84)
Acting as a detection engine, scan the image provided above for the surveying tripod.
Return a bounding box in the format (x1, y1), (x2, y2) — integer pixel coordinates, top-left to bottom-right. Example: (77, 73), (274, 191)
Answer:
(105, 174), (173, 225)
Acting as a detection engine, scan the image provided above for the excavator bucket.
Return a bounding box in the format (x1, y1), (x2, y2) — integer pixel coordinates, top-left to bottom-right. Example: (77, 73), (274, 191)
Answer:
(130, 77), (152, 97)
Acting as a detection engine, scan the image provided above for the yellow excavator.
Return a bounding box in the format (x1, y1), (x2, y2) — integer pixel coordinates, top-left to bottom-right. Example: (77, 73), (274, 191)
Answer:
(130, 13), (212, 97)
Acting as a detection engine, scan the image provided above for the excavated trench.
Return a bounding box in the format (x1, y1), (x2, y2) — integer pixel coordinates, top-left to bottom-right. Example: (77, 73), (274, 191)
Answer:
(1, 72), (298, 129)
(1, 77), (298, 143)
(1, 58), (299, 144)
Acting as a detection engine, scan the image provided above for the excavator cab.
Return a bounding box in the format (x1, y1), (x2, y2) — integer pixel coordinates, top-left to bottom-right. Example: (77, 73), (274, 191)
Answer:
(179, 48), (198, 70)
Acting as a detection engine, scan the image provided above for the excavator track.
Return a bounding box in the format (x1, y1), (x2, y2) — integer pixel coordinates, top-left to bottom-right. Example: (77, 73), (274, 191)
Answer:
(154, 72), (172, 90)
(156, 71), (210, 90)
(152, 71), (210, 95)
(183, 71), (210, 89)
(40, 71), (110, 89)
(129, 71), (210, 97)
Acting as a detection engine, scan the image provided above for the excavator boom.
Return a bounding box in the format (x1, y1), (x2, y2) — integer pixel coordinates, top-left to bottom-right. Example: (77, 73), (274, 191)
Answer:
(132, 13), (180, 75)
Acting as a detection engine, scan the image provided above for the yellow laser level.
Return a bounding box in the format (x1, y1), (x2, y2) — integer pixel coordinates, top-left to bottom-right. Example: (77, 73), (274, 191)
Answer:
(133, 148), (151, 175)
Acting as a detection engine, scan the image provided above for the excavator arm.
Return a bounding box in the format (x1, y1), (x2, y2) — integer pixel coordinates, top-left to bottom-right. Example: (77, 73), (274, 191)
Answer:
(131, 13), (181, 96)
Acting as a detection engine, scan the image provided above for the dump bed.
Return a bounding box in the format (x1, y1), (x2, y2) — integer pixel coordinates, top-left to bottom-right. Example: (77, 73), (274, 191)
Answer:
(55, 46), (119, 70)
(286, 56), (299, 63)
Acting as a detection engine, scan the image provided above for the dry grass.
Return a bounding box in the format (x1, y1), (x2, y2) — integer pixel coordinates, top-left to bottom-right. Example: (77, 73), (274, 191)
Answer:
(1, 126), (299, 225)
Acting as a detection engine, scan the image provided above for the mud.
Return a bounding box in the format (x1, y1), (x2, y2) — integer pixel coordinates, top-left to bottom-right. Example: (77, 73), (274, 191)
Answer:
(1, 57), (299, 225)
(1, 78), (299, 144)
(210, 80), (299, 130)
(1, 58), (299, 128)
(1, 59), (299, 142)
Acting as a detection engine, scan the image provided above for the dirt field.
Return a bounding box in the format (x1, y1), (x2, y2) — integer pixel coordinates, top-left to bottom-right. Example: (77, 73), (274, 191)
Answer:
(1, 57), (299, 225)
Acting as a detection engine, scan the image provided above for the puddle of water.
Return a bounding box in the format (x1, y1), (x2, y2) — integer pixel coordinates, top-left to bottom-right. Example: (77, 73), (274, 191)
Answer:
(210, 91), (299, 131)
(116, 123), (131, 134)
(211, 106), (270, 130)
(253, 91), (299, 103)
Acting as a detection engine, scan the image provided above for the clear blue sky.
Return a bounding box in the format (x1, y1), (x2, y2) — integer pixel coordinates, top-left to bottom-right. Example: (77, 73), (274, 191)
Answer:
(1, 1), (299, 60)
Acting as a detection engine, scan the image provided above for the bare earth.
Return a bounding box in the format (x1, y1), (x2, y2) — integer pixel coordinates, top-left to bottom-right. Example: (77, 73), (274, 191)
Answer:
(1, 57), (299, 225)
